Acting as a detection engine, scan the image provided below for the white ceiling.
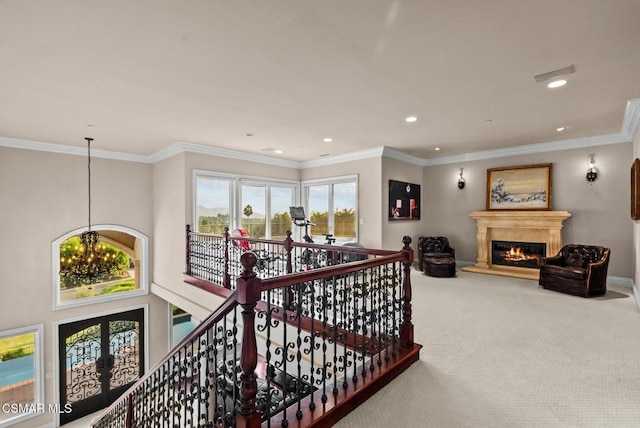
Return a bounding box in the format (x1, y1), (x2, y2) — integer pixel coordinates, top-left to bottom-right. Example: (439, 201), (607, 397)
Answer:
(1, 0), (640, 163)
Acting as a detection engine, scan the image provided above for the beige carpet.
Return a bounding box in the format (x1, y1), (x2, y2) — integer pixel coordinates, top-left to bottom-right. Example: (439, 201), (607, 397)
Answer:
(336, 269), (640, 428)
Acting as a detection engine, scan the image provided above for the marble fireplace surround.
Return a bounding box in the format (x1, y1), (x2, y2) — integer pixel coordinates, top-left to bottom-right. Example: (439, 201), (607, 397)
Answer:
(462, 211), (572, 280)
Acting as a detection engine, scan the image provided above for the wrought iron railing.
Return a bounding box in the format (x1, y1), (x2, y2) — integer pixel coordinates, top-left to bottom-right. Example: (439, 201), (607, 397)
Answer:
(91, 230), (416, 427)
(186, 226), (395, 289)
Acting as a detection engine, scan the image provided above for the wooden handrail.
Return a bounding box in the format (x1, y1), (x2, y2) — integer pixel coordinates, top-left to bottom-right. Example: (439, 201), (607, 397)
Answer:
(260, 252), (405, 291)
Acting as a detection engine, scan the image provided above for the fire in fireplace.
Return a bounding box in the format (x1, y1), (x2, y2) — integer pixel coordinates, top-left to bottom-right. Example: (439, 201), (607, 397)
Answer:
(491, 240), (546, 269)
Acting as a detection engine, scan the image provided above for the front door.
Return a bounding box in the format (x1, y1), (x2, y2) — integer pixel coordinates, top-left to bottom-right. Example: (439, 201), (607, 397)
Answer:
(58, 308), (144, 425)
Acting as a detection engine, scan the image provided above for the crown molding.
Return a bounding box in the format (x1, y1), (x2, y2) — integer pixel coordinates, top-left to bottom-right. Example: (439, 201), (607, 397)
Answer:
(421, 133), (629, 166)
(422, 99), (640, 166)
(0, 136), (151, 163)
(299, 147), (384, 169)
(621, 98), (640, 141)
(150, 142), (301, 169)
(3, 99), (639, 168)
(381, 146), (425, 166)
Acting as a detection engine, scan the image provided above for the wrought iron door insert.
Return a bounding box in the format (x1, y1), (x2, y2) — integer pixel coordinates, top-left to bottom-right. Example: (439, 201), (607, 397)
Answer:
(58, 308), (144, 425)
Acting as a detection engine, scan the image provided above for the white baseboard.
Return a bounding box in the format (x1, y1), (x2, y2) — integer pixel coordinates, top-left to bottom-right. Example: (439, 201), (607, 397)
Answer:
(607, 276), (634, 288)
(633, 284), (640, 313)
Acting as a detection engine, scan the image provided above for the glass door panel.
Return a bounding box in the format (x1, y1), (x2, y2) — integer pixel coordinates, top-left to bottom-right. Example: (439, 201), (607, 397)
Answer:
(270, 187), (294, 240)
(241, 185), (266, 238)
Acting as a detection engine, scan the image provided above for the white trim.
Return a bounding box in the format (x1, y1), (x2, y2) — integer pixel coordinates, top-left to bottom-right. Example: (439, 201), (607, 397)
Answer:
(52, 304), (149, 428)
(51, 225), (149, 311)
(2, 99), (640, 169)
(0, 136), (151, 163)
(300, 175), (359, 242)
(621, 99), (640, 141)
(607, 276), (634, 288)
(0, 324), (45, 428)
(381, 146), (425, 166)
(633, 284), (640, 313)
(422, 133), (629, 166)
(152, 141), (301, 169)
(299, 147), (384, 169)
(301, 174), (359, 186)
(193, 170), (300, 237)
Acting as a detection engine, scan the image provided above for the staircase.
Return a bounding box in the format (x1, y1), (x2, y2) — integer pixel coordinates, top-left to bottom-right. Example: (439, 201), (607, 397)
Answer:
(90, 229), (421, 427)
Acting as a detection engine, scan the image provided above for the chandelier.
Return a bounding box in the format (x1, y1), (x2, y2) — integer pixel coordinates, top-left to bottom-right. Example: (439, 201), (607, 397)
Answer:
(76, 137), (103, 279)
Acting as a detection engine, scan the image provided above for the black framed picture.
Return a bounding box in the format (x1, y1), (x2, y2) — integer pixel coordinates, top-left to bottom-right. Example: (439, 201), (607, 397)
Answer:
(388, 180), (420, 220)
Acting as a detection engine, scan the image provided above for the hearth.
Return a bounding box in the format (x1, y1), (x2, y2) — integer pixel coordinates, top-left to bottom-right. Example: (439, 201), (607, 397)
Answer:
(492, 240), (546, 269)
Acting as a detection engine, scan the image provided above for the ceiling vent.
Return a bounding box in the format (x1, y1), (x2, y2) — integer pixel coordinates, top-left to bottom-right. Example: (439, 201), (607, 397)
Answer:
(533, 65), (575, 83)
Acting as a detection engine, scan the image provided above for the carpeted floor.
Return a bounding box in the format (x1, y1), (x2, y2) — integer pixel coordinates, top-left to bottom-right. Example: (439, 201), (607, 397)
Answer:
(336, 269), (640, 428)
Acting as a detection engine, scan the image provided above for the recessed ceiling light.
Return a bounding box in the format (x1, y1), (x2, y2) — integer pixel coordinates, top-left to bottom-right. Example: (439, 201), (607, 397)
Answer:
(547, 79), (567, 89)
(556, 126), (566, 132)
(274, 150), (283, 154)
(434, 147), (441, 151)
(323, 138), (333, 143)
(405, 116), (418, 123)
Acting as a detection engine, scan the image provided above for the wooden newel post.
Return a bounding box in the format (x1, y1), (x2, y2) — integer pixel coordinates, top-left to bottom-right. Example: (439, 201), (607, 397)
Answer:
(125, 395), (133, 428)
(224, 227), (231, 289)
(236, 252), (262, 428)
(185, 224), (192, 276)
(284, 230), (294, 309)
(284, 230), (293, 274)
(400, 236), (414, 348)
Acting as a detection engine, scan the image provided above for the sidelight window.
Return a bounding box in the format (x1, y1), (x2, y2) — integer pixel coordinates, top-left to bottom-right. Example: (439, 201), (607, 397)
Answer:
(0, 325), (44, 427)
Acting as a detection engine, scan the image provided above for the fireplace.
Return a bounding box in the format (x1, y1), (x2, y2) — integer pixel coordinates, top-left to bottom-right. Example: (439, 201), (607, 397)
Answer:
(491, 241), (546, 269)
(463, 211), (571, 280)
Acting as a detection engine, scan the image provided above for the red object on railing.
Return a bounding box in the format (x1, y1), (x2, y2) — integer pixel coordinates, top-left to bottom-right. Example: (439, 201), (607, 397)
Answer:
(231, 227), (251, 251)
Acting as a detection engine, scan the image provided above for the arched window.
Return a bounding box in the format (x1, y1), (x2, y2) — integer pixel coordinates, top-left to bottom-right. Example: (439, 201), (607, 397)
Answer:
(52, 225), (148, 310)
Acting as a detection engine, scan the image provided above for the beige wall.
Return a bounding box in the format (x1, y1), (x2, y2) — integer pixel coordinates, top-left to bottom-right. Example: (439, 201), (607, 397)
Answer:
(423, 143), (633, 277)
(0, 147), (168, 428)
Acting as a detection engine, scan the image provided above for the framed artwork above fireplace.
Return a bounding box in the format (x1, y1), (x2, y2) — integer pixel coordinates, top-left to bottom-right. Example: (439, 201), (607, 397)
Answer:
(486, 163), (552, 210)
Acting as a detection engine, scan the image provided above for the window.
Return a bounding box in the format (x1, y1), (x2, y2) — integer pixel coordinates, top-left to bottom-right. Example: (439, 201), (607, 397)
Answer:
(241, 184), (266, 238)
(195, 176), (232, 234)
(52, 225), (149, 310)
(0, 325), (43, 427)
(270, 186), (294, 240)
(303, 176), (358, 243)
(171, 305), (199, 347)
(194, 171), (298, 239)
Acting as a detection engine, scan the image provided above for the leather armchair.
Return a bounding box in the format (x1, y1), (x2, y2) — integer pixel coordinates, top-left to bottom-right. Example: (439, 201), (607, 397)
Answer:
(418, 236), (456, 277)
(539, 244), (610, 297)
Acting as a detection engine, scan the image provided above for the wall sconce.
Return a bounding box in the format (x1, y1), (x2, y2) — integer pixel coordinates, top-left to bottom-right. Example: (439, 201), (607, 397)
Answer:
(586, 155), (598, 182)
(458, 168), (466, 189)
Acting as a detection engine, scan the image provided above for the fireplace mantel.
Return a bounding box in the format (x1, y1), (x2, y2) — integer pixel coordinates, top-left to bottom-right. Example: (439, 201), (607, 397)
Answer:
(462, 210), (571, 280)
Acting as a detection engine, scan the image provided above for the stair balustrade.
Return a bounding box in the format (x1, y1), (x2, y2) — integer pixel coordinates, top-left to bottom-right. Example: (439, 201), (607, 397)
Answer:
(91, 231), (419, 427)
